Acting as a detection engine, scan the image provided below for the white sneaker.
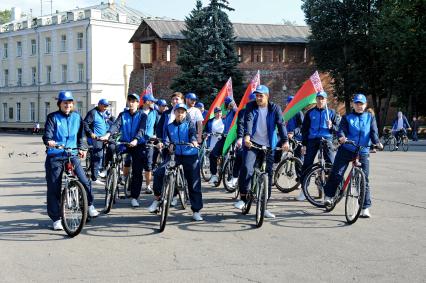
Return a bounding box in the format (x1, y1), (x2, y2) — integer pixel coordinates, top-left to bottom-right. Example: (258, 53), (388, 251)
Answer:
(93, 179), (105, 186)
(192, 212), (203, 221)
(226, 177), (238, 188)
(264, 210), (275, 218)
(209, 175), (218, 184)
(88, 205), (100, 217)
(361, 208), (371, 218)
(148, 200), (160, 213)
(119, 176), (127, 185)
(145, 186), (153, 194)
(53, 220), (63, 231)
(171, 196), (178, 207)
(131, 198), (140, 207)
(324, 196), (333, 206)
(295, 191), (306, 201)
(234, 200), (245, 210)
(98, 170), (107, 178)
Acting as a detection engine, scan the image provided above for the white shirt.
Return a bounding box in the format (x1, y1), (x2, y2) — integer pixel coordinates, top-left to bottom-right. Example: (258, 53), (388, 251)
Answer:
(209, 118), (225, 150)
(168, 111), (176, 125)
(397, 117), (404, 130)
(187, 107), (204, 124)
(252, 106), (269, 146)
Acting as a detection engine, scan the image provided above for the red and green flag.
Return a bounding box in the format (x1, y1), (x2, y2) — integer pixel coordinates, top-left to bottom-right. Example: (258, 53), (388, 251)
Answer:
(283, 71), (323, 121)
(203, 77), (233, 126)
(222, 71), (260, 155)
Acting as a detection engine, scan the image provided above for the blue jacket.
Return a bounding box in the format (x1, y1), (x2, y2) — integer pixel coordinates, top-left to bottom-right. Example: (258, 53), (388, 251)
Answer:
(202, 110), (208, 119)
(166, 119), (198, 156)
(237, 108), (246, 139)
(108, 109), (146, 144)
(391, 115), (411, 131)
(339, 111), (379, 154)
(143, 108), (159, 139)
(301, 107), (339, 145)
(244, 101), (288, 149)
(286, 111), (304, 141)
(83, 107), (108, 138)
(43, 110), (84, 157)
(156, 108), (190, 141)
(223, 108), (236, 134)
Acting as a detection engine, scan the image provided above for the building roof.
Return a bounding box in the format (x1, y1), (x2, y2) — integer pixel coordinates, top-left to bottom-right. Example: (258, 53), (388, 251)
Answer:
(130, 19), (310, 44)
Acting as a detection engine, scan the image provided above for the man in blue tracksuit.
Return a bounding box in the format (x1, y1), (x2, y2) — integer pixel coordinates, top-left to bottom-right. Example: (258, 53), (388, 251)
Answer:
(297, 91), (340, 201)
(83, 98), (110, 184)
(141, 93), (160, 194)
(208, 96), (237, 185)
(148, 103), (204, 221)
(324, 94), (383, 218)
(156, 92), (188, 142)
(43, 91), (99, 231)
(100, 93), (147, 207)
(234, 85), (289, 219)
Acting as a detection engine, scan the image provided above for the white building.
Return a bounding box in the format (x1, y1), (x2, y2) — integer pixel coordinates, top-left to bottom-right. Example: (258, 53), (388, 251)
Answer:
(0, 1), (154, 129)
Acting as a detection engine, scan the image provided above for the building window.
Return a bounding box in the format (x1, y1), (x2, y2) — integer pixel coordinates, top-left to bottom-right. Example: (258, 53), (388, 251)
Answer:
(17, 41), (22, 57)
(31, 67), (37, 85)
(31, 39), (37, 55)
(16, 102), (21, 121)
(3, 43), (8, 59)
(2, 103), (7, 121)
(30, 102), (35, 121)
(78, 63), (84, 82)
(9, 107), (13, 120)
(60, 34), (67, 52)
(77, 101), (83, 112)
(44, 102), (50, 117)
(77, 32), (83, 50)
(166, 44), (171, 62)
(46, 65), (51, 84)
(260, 48), (264, 63)
(238, 47), (242, 62)
(61, 64), (67, 83)
(282, 48), (286, 63)
(4, 69), (8, 86)
(17, 68), (22, 86)
(45, 37), (51, 54)
(303, 47), (307, 63)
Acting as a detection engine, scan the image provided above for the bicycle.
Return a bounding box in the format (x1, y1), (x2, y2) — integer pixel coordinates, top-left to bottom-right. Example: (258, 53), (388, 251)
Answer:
(199, 134), (212, 182)
(222, 142), (239, 193)
(50, 146), (88, 237)
(158, 142), (195, 232)
(379, 129), (396, 151)
(392, 130), (409, 152)
(301, 138), (334, 208)
(273, 138), (303, 193)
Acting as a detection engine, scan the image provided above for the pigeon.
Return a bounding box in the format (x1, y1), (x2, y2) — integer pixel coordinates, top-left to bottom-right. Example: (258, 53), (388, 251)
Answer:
(8, 152), (14, 158)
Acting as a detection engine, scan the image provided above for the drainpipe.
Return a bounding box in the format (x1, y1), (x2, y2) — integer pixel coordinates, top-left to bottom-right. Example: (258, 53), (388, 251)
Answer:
(35, 25), (41, 122)
(85, 19), (90, 114)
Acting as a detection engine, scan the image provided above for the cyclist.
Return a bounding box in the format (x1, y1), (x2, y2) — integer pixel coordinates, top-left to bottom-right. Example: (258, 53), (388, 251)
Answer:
(43, 90), (99, 231)
(185, 93), (204, 143)
(391, 111), (411, 149)
(296, 91), (340, 201)
(141, 93), (160, 194)
(204, 107), (225, 152)
(100, 93), (147, 207)
(234, 85), (289, 218)
(209, 97), (237, 184)
(148, 103), (204, 221)
(323, 94), (383, 218)
(156, 99), (168, 115)
(196, 102), (208, 119)
(156, 92), (189, 141)
(83, 98), (110, 185)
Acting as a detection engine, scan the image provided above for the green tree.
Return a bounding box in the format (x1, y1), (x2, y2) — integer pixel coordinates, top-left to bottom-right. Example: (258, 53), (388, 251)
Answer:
(0, 9), (11, 24)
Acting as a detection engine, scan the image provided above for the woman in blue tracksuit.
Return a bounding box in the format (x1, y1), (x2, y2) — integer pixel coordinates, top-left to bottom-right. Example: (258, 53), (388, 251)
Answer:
(323, 94), (382, 218)
(148, 103), (204, 221)
(43, 91), (99, 231)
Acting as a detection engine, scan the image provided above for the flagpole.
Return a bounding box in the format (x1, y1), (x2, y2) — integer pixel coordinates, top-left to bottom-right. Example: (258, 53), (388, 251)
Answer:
(325, 102), (330, 121)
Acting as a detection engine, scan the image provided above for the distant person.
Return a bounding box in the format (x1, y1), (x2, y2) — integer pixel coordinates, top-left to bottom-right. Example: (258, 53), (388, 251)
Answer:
(196, 102), (207, 119)
(391, 111), (411, 149)
(411, 116), (419, 141)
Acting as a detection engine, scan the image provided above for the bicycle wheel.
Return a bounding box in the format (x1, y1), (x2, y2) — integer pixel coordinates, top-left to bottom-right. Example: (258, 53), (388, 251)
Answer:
(222, 159), (236, 193)
(200, 153), (211, 182)
(242, 176), (256, 215)
(302, 164), (332, 208)
(388, 136), (396, 151)
(255, 174), (268, 228)
(274, 157), (302, 193)
(402, 136), (409, 152)
(124, 167), (132, 198)
(345, 167), (366, 224)
(61, 180), (88, 237)
(84, 152), (91, 179)
(159, 174), (175, 232)
(177, 168), (188, 210)
(104, 167), (118, 214)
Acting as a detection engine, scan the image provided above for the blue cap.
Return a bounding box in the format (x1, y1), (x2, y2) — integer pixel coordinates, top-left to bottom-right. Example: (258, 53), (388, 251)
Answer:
(253, 85), (269, 95)
(185, 92), (198, 100)
(174, 103), (188, 111)
(157, 99), (167, 106)
(224, 96), (234, 105)
(214, 107), (222, 113)
(58, 90), (74, 101)
(249, 92), (256, 101)
(195, 102), (204, 108)
(143, 94), (158, 103)
(316, 91), (328, 98)
(286, 96), (294, 103)
(127, 93), (140, 101)
(98, 98), (110, 106)
(353, 93), (367, 104)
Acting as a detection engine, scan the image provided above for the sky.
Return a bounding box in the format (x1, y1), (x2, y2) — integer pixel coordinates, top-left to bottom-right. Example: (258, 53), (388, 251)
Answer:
(0, 0), (307, 25)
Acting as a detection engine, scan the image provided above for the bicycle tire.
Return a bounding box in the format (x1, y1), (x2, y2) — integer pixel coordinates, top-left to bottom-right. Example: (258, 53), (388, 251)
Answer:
(345, 167), (366, 224)
(274, 157), (302, 193)
(255, 174), (268, 228)
(200, 154), (211, 182)
(213, 157), (224, 187)
(402, 136), (409, 152)
(61, 180), (88, 237)
(177, 168), (188, 210)
(222, 159), (237, 193)
(104, 167), (118, 214)
(159, 174), (174, 232)
(388, 136), (396, 151)
(302, 164), (332, 208)
(124, 166), (132, 198)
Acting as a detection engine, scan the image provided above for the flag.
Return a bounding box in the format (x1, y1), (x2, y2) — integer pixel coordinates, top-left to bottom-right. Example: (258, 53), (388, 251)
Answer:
(203, 77), (233, 126)
(283, 71), (323, 121)
(139, 83), (153, 107)
(222, 71), (260, 155)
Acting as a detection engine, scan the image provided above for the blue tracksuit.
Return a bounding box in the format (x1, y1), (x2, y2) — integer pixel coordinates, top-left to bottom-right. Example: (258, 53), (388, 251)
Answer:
(143, 108), (160, 171)
(43, 110), (94, 222)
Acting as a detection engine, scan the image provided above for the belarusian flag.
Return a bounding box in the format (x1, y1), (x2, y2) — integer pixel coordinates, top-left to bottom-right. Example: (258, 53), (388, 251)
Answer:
(203, 77), (233, 126)
(283, 71), (323, 121)
(139, 82), (153, 107)
(222, 71), (260, 155)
